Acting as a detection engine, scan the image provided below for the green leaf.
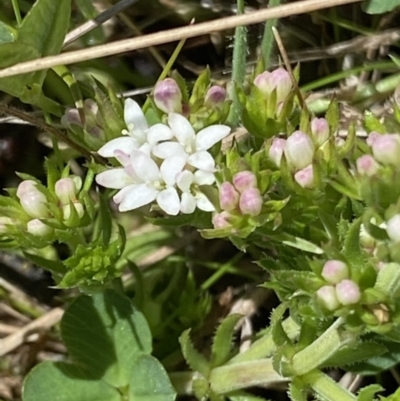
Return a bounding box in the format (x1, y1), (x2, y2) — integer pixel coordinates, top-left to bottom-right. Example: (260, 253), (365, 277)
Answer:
(211, 314), (242, 367)
(288, 379), (307, 401)
(342, 218), (364, 270)
(320, 342), (387, 368)
(179, 329), (211, 377)
(271, 233), (324, 254)
(0, 21), (15, 44)
(128, 355), (176, 401)
(61, 290), (152, 387)
(363, 111), (385, 133)
(357, 384), (384, 401)
(362, 0), (400, 14)
(23, 361), (121, 401)
(23, 252), (66, 274)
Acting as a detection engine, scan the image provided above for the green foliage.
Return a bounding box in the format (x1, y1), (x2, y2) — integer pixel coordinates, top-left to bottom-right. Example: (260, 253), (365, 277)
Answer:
(23, 290), (176, 401)
(362, 0), (400, 14)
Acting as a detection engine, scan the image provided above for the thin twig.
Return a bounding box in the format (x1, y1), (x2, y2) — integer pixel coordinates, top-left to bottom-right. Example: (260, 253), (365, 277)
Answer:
(0, 105), (106, 165)
(0, 0), (363, 79)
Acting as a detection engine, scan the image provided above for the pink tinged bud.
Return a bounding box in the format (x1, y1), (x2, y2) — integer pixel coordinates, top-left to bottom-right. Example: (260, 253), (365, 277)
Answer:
(335, 279), (361, 305)
(233, 171), (257, 193)
(285, 131), (315, 170)
(219, 182), (239, 211)
(322, 260), (349, 284)
(356, 155), (379, 177)
(311, 118), (329, 146)
(239, 188), (262, 216)
(316, 285), (340, 311)
(55, 178), (78, 205)
(27, 219), (53, 237)
(366, 131), (381, 147)
(63, 202), (85, 220)
(370, 134), (400, 165)
(294, 164), (314, 189)
(205, 86), (226, 108)
(154, 78), (182, 114)
(18, 183), (49, 218)
(254, 68), (292, 103)
(61, 108), (82, 128)
(386, 214), (400, 242)
(212, 211), (232, 229)
(269, 138), (286, 167)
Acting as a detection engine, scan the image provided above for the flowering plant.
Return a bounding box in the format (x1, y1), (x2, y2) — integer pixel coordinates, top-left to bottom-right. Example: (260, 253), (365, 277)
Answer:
(1, 0), (400, 400)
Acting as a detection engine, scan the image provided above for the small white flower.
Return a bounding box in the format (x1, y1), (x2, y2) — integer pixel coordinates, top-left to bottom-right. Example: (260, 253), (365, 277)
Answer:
(97, 150), (186, 215)
(176, 170), (216, 214)
(152, 113), (230, 172)
(98, 99), (172, 158)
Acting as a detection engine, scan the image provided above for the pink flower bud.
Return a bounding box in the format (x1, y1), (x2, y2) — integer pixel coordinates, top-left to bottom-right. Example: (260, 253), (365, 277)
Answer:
(369, 134), (400, 166)
(55, 178), (78, 205)
(316, 285), (340, 311)
(335, 279), (361, 305)
(285, 131), (315, 170)
(233, 171), (257, 193)
(205, 86), (226, 108)
(269, 138), (286, 167)
(311, 118), (329, 146)
(212, 211), (232, 229)
(366, 131), (381, 147)
(219, 182), (239, 211)
(63, 202), (85, 220)
(356, 155), (379, 176)
(27, 219), (53, 237)
(17, 182), (49, 218)
(239, 188), (262, 216)
(154, 78), (182, 114)
(254, 68), (292, 103)
(294, 164), (314, 189)
(322, 260), (349, 284)
(386, 214), (400, 242)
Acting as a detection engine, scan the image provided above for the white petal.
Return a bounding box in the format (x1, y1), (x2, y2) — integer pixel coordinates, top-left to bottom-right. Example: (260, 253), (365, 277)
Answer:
(152, 142), (186, 159)
(96, 169), (133, 189)
(195, 192), (215, 212)
(113, 184), (136, 204)
(139, 142), (152, 156)
(187, 151), (215, 171)
(195, 125), (231, 151)
(130, 150), (160, 183)
(98, 137), (137, 158)
(124, 99), (148, 141)
(147, 124), (173, 146)
(114, 150), (130, 166)
(176, 170), (194, 192)
(115, 183), (157, 212)
(168, 113), (195, 148)
(181, 192), (196, 214)
(157, 187), (180, 215)
(194, 170), (215, 185)
(160, 155), (186, 186)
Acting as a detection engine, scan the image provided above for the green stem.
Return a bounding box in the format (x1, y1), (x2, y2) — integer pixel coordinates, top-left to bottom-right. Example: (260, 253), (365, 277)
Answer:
(226, 0), (247, 127)
(303, 370), (357, 401)
(227, 316), (299, 364)
(291, 318), (352, 376)
(11, 0), (22, 27)
(261, 0), (281, 68)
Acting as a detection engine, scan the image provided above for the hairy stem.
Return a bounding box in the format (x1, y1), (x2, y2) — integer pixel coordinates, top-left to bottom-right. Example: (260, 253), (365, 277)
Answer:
(261, 0), (282, 68)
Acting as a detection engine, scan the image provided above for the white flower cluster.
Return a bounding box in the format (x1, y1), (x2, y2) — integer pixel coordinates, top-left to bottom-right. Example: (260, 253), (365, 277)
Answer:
(95, 99), (231, 215)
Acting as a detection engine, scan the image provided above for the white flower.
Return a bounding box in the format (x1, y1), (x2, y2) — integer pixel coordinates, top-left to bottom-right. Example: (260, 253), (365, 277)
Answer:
(151, 113), (231, 172)
(96, 150), (186, 215)
(176, 170), (215, 214)
(97, 99), (172, 158)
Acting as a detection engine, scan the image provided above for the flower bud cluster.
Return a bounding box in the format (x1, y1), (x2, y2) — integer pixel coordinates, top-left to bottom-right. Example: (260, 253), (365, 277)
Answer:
(15, 176), (84, 237)
(268, 131), (315, 189)
(316, 260), (361, 310)
(212, 171), (262, 229)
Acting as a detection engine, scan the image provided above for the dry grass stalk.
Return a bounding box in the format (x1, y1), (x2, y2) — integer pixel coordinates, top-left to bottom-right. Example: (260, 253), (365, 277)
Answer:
(0, 0), (362, 79)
